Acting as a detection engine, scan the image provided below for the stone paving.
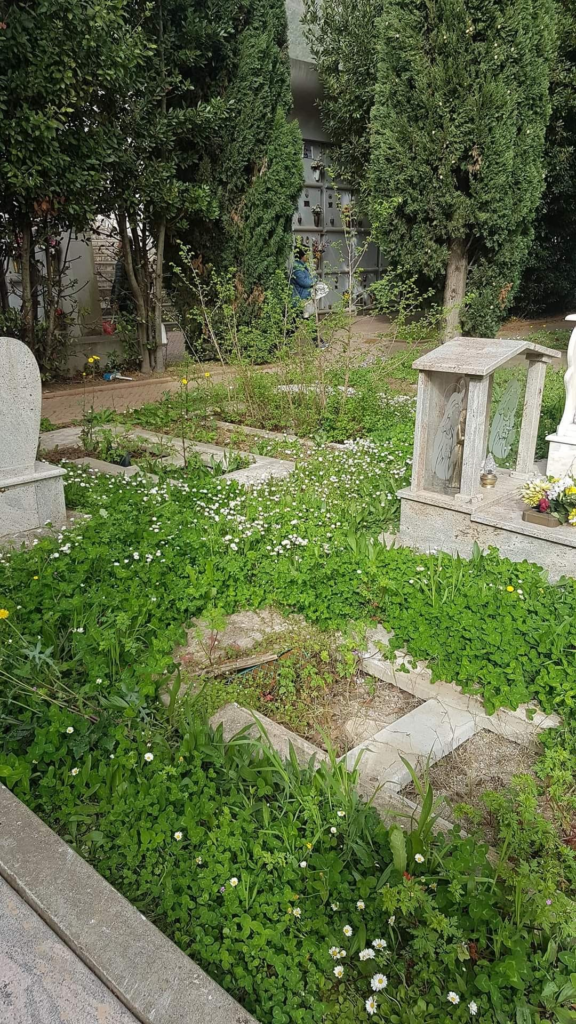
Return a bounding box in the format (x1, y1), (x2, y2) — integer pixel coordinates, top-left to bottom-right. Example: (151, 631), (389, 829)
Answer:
(0, 876), (138, 1024)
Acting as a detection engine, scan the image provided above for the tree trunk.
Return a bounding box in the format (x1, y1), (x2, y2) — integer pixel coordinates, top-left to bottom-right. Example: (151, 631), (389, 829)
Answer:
(153, 217), (166, 371)
(44, 239), (56, 369)
(20, 218), (35, 350)
(0, 259), (9, 314)
(118, 211), (148, 369)
(442, 238), (468, 342)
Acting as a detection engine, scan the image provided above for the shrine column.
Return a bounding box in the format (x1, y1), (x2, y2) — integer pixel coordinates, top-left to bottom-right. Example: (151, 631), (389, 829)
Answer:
(515, 356), (548, 476)
(458, 375), (491, 499)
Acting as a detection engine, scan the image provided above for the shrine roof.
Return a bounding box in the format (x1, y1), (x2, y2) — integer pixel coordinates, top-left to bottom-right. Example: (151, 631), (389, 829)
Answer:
(412, 336), (560, 376)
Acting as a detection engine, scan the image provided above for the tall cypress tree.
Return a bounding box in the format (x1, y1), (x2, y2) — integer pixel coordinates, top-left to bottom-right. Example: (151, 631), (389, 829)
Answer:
(369, 0), (556, 338)
(517, 0), (576, 315)
(175, 0), (303, 306)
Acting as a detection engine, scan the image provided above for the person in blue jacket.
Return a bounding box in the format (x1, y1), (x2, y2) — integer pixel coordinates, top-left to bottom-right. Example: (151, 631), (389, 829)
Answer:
(290, 243), (314, 307)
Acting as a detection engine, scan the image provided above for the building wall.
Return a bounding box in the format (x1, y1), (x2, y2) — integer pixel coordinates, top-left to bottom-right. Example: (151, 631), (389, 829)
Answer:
(286, 5), (381, 310)
(286, 0), (312, 62)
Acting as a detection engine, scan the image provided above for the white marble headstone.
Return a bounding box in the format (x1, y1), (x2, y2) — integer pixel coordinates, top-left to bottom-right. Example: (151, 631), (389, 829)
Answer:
(0, 336), (42, 480)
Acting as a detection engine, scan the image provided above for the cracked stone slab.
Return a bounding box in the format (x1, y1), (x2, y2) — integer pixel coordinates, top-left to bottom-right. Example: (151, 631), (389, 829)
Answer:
(177, 609), (302, 674)
(344, 699), (477, 791)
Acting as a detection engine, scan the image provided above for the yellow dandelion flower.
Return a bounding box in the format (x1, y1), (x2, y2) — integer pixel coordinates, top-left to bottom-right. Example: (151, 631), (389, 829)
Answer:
(0, 609), (9, 619)
(506, 586), (515, 592)
(204, 372), (211, 378)
(33, 575), (39, 580)
(181, 378), (188, 386)
(88, 357), (94, 364)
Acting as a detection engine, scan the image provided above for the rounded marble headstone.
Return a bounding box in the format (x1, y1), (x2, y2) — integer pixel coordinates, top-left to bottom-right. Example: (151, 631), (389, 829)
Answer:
(0, 336), (42, 479)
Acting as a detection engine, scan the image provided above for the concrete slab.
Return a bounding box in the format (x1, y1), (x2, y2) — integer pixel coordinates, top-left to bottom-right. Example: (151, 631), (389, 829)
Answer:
(344, 699), (477, 791)
(72, 457), (140, 478)
(224, 458), (295, 485)
(39, 426), (82, 450)
(178, 609), (302, 673)
(211, 704), (329, 768)
(360, 628), (561, 743)
(0, 786), (258, 1024)
(0, 875), (139, 1024)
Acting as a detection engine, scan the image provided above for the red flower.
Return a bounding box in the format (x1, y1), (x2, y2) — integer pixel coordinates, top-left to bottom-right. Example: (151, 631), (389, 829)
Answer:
(102, 321), (116, 335)
(55, 308), (63, 316)
(538, 498), (551, 512)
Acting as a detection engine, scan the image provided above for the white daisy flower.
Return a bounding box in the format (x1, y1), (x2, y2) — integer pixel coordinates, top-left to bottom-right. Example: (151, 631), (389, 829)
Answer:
(66, 726), (74, 734)
(371, 974), (387, 991)
(173, 831), (183, 841)
(388, 916), (395, 926)
(331, 903), (339, 911)
(359, 948), (376, 961)
(365, 996), (377, 1015)
(330, 826), (337, 834)
(343, 925), (353, 937)
(329, 946), (341, 959)
(70, 767), (80, 776)
(468, 1003), (478, 1016)
(333, 965), (344, 978)
(196, 857), (203, 865)
(415, 853), (425, 864)
(356, 900), (365, 910)
(144, 752), (154, 762)
(299, 861), (307, 868)
(447, 992), (460, 1005)
(293, 907), (301, 918)
(229, 877), (239, 887)
(372, 938), (387, 949)
(337, 810), (345, 817)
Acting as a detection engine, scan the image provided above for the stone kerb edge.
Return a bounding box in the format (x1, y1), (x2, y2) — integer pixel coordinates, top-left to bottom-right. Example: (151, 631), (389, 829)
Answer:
(0, 785), (258, 1024)
(360, 630), (560, 744)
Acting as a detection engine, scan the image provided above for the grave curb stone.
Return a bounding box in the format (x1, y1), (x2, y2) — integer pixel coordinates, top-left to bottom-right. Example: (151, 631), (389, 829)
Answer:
(0, 785), (258, 1024)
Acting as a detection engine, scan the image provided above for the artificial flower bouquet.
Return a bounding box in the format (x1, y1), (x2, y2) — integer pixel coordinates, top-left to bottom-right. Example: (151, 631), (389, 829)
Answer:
(521, 474), (576, 525)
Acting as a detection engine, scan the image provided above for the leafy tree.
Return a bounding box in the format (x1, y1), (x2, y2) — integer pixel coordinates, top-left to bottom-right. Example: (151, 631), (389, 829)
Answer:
(305, 0), (557, 339)
(106, 0), (224, 368)
(0, 0), (145, 361)
(517, 0), (576, 315)
(303, 0), (384, 192)
(369, 0), (557, 339)
(171, 0), (303, 317)
(111, 0), (302, 366)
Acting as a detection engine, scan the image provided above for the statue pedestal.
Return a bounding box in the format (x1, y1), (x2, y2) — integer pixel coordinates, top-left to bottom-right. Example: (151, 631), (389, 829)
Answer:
(546, 431), (576, 478)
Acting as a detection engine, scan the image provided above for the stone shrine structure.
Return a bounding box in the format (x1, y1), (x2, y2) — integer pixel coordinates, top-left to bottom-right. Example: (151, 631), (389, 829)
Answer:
(0, 336), (66, 539)
(547, 314), (576, 477)
(397, 336), (576, 580)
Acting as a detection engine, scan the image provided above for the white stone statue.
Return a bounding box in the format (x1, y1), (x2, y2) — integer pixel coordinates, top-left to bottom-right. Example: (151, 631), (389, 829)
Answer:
(557, 314), (576, 437)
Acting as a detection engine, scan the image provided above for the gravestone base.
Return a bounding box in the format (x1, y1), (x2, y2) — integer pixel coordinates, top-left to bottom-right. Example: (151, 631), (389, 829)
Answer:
(546, 432), (576, 478)
(0, 463), (66, 539)
(398, 477), (576, 581)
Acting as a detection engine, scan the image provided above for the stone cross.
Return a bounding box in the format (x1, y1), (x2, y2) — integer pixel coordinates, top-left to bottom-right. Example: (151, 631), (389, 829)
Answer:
(0, 337), (66, 538)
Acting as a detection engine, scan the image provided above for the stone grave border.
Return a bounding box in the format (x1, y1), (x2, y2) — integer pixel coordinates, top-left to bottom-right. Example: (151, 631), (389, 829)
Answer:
(0, 784), (257, 1024)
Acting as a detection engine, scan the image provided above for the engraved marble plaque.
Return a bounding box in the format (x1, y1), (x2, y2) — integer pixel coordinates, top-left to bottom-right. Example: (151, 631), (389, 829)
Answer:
(431, 378), (467, 485)
(489, 378), (521, 460)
